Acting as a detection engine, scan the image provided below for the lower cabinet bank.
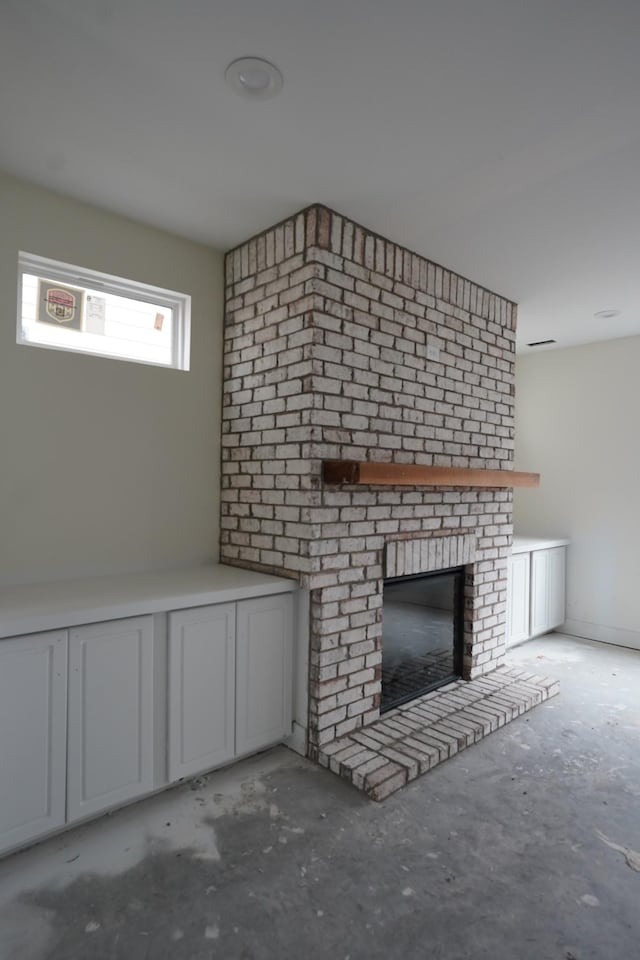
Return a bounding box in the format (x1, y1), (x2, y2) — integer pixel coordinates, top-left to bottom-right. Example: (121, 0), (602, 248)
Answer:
(506, 537), (569, 646)
(0, 573), (294, 858)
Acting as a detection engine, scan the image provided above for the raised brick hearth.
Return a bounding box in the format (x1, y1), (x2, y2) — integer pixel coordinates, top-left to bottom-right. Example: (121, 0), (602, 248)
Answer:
(319, 666), (559, 800)
(221, 204), (543, 771)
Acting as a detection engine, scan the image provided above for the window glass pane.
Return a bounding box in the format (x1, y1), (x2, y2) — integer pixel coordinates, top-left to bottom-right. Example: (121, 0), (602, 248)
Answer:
(17, 255), (189, 370)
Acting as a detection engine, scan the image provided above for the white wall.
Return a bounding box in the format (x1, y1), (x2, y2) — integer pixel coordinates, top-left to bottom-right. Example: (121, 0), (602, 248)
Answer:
(514, 337), (640, 650)
(0, 174), (223, 586)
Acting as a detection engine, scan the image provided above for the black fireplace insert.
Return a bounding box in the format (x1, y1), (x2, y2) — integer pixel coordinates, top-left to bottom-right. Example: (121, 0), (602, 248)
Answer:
(381, 567), (464, 712)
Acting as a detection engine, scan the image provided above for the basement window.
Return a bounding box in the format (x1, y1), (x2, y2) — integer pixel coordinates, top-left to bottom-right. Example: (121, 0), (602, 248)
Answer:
(17, 252), (191, 370)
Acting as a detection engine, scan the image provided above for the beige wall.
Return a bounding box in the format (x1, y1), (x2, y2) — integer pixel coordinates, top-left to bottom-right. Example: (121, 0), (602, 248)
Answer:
(0, 173), (223, 586)
(514, 338), (640, 650)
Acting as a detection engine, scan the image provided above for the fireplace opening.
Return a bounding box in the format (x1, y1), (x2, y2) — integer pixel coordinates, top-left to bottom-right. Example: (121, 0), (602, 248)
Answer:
(381, 567), (464, 713)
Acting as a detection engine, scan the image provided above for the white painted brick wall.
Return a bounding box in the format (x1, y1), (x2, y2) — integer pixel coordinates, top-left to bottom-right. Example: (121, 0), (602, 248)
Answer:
(221, 205), (516, 757)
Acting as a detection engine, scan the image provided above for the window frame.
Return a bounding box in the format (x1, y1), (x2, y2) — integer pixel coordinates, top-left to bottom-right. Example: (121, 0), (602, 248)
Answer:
(17, 251), (191, 371)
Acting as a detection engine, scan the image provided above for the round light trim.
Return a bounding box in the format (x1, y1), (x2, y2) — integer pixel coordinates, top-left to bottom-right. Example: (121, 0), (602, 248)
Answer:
(594, 309), (620, 320)
(225, 57), (283, 100)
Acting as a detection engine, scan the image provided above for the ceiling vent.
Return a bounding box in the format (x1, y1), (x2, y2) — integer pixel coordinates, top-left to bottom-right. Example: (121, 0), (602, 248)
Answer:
(527, 339), (556, 347)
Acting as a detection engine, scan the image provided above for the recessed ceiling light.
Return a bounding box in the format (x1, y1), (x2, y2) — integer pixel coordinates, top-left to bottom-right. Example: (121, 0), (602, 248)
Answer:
(593, 309), (620, 320)
(225, 57), (283, 100)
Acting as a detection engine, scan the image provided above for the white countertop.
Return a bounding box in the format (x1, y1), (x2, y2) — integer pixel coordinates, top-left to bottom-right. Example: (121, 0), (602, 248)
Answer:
(0, 564), (297, 640)
(512, 536), (570, 554)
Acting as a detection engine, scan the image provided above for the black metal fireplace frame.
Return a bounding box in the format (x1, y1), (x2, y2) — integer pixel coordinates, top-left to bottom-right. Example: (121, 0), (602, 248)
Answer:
(380, 565), (465, 713)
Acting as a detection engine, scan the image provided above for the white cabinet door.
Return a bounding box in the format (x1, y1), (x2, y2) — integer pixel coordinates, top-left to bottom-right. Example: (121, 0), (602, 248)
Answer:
(506, 552), (530, 646)
(168, 604), (236, 782)
(530, 547), (566, 637)
(530, 549), (549, 636)
(67, 616), (154, 822)
(0, 631), (68, 854)
(547, 546), (566, 630)
(236, 594), (293, 756)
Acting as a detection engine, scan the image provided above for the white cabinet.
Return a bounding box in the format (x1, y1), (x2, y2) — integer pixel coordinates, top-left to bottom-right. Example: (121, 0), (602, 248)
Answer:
(507, 540), (567, 645)
(168, 604), (236, 781)
(167, 593), (293, 781)
(548, 548), (567, 629)
(0, 566), (296, 857)
(506, 552), (530, 647)
(0, 631), (67, 852)
(236, 594), (293, 756)
(530, 547), (566, 638)
(67, 616), (155, 821)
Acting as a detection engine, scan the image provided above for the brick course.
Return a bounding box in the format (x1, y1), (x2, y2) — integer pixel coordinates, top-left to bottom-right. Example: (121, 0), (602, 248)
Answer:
(221, 205), (516, 757)
(319, 667), (559, 800)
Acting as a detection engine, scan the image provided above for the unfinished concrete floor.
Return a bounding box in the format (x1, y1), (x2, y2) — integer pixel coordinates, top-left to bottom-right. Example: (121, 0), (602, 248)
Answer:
(1, 634), (639, 960)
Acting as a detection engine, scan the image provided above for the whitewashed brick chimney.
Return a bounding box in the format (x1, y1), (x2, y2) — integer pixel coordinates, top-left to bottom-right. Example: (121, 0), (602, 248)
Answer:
(221, 205), (516, 758)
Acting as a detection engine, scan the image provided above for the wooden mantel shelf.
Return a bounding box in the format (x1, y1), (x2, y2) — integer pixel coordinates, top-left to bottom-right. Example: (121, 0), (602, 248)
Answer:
(322, 460), (540, 489)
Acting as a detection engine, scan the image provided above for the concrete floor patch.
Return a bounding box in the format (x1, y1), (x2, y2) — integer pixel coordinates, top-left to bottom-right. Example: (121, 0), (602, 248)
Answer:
(0, 635), (638, 960)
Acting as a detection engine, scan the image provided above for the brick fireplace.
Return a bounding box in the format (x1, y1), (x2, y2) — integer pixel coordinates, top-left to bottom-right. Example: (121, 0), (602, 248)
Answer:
(220, 205), (517, 764)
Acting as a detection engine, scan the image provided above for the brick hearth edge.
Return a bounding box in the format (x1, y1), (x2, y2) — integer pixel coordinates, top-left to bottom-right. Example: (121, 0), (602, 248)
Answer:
(319, 666), (560, 800)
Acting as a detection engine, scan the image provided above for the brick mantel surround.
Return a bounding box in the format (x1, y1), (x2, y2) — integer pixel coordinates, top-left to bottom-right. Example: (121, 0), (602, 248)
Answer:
(221, 205), (517, 760)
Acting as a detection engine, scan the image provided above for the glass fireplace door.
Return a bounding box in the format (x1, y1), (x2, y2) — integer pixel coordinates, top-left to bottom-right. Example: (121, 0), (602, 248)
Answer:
(381, 568), (463, 712)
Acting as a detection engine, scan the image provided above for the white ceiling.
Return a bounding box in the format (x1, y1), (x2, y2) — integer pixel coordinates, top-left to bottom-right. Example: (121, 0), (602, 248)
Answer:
(2, 0), (640, 352)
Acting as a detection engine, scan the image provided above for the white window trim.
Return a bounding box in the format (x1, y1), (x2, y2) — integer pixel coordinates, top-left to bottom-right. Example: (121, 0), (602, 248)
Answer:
(17, 251), (191, 371)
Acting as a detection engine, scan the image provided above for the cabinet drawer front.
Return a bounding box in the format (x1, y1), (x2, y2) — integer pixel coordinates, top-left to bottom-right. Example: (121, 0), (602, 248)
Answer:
(67, 616), (154, 822)
(168, 604), (236, 782)
(236, 594), (293, 756)
(0, 631), (68, 853)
